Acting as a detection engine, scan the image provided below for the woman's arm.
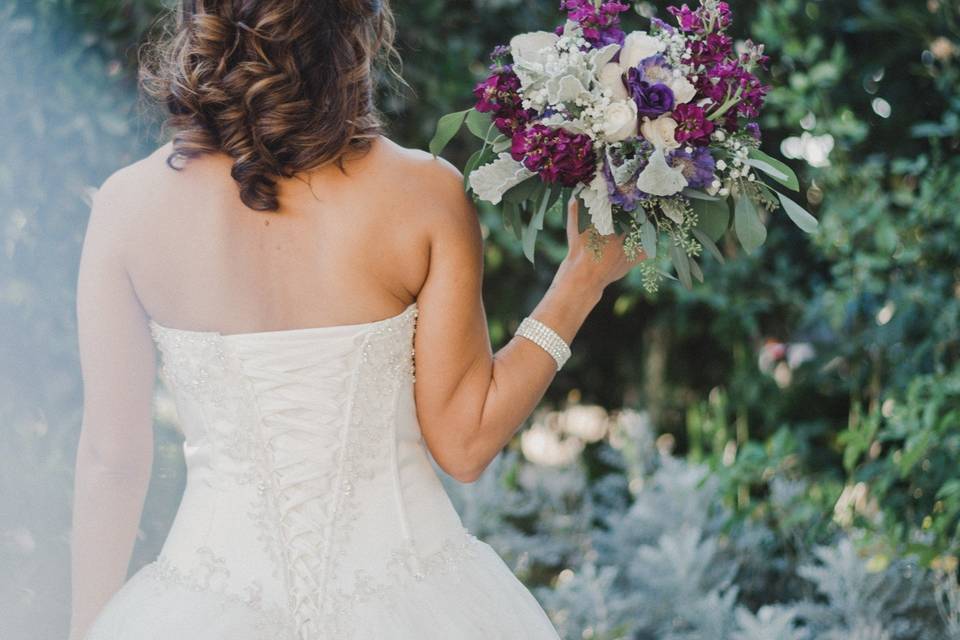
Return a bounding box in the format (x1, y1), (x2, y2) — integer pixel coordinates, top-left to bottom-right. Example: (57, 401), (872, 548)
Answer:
(413, 161), (643, 482)
(69, 175), (157, 640)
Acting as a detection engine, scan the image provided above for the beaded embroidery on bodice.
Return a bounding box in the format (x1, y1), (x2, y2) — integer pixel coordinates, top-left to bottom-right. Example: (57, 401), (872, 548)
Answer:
(143, 302), (480, 639)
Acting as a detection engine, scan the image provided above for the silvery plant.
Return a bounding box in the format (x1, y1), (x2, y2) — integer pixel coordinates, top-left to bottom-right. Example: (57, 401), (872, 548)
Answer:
(439, 406), (956, 640)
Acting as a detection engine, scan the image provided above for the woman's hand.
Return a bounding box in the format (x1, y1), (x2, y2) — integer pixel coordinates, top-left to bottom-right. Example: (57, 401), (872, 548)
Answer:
(555, 197), (647, 297)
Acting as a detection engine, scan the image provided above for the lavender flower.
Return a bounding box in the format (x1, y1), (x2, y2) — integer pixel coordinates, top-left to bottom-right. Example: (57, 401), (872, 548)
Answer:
(603, 140), (654, 212)
(669, 146), (716, 188)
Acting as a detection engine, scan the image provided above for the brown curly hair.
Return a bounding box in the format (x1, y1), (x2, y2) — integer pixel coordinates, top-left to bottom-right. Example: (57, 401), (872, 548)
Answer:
(140, 0), (400, 211)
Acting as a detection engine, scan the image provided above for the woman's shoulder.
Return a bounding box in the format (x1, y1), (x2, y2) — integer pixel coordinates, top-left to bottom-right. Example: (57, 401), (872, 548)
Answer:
(369, 136), (478, 227)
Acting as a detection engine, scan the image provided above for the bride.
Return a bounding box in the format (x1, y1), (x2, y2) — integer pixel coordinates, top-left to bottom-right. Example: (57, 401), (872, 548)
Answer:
(69, 1), (644, 638)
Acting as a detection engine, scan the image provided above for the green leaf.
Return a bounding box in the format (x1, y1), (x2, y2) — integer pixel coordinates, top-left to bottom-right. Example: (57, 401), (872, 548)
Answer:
(522, 184), (552, 264)
(576, 192), (591, 234)
(491, 135), (511, 153)
(429, 108), (470, 157)
(691, 228), (724, 263)
(465, 108), (494, 141)
(502, 201), (524, 242)
(734, 193), (767, 254)
(462, 147), (488, 191)
(692, 197), (730, 241)
(640, 214), (658, 260)
(682, 188), (720, 201)
(503, 175), (542, 204)
(747, 148), (800, 191)
(670, 235), (693, 290)
(689, 257), (704, 283)
(776, 192), (819, 233)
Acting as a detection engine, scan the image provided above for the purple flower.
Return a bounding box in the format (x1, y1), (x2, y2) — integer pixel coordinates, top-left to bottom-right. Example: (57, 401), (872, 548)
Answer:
(560, 0), (630, 47)
(510, 124), (596, 187)
(473, 69), (532, 136)
(667, 4), (702, 32)
(673, 103), (714, 144)
(669, 146), (715, 188)
(667, 1), (733, 33)
(745, 122), (762, 141)
(694, 61), (769, 129)
(602, 140), (654, 211)
(625, 68), (675, 118)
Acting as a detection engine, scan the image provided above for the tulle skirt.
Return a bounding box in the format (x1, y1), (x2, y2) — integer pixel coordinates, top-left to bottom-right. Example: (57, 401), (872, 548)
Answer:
(83, 538), (560, 640)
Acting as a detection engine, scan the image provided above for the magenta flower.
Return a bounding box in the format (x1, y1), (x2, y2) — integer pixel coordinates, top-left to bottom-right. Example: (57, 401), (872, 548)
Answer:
(560, 0), (630, 47)
(667, 4), (702, 32)
(667, 1), (733, 33)
(673, 103), (715, 144)
(510, 124), (596, 187)
(473, 70), (532, 136)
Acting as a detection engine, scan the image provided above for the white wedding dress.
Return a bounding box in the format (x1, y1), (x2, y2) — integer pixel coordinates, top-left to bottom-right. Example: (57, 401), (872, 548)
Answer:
(84, 302), (560, 639)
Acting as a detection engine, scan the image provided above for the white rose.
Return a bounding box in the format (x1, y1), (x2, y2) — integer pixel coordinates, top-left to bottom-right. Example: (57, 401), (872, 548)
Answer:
(668, 76), (697, 104)
(640, 115), (680, 150)
(602, 99), (638, 143)
(598, 62), (629, 101)
(620, 31), (666, 70)
(509, 31), (559, 68)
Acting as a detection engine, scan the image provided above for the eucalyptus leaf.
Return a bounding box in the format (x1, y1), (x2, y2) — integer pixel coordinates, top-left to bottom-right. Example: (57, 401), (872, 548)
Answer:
(689, 257), (704, 283)
(777, 192), (819, 233)
(682, 188), (721, 201)
(576, 192), (591, 234)
(747, 148), (800, 191)
(462, 147), (491, 191)
(670, 235), (693, 290)
(502, 201), (524, 242)
(640, 214), (658, 260)
(692, 197), (730, 241)
(503, 175), (542, 204)
(429, 109), (470, 157)
(522, 184), (553, 263)
(691, 228), (724, 263)
(465, 108), (494, 141)
(491, 135), (511, 153)
(734, 193), (767, 254)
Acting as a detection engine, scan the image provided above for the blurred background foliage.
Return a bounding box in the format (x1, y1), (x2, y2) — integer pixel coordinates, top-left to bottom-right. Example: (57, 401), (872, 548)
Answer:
(1, 0), (958, 638)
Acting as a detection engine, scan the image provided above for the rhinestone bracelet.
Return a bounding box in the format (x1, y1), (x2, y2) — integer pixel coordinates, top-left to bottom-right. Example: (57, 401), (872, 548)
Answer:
(516, 316), (571, 371)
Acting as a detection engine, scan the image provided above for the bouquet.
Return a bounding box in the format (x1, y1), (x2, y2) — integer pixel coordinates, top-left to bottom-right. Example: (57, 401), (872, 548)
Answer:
(430, 0), (818, 292)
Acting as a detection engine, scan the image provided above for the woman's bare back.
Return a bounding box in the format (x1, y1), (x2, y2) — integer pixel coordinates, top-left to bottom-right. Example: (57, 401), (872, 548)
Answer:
(116, 135), (435, 333)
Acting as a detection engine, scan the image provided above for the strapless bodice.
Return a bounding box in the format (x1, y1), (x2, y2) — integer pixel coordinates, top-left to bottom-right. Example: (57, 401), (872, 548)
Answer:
(144, 302), (475, 638)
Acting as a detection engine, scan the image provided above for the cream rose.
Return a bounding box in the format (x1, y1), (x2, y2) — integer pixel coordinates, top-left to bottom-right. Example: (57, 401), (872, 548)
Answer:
(640, 115), (680, 150)
(602, 99), (639, 142)
(668, 76), (697, 104)
(620, 31), (666, 70)
(509, 31), (559, 68)
(598, 62), (629, 101)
